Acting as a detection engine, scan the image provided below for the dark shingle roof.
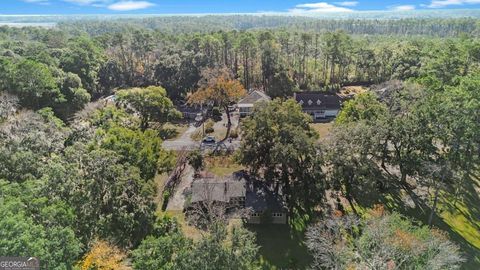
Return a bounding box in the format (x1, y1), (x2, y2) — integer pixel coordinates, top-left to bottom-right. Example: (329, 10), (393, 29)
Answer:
(294, 92), (342, 110)
(191, 174), (246, 203)
(190, 172), (286, 213)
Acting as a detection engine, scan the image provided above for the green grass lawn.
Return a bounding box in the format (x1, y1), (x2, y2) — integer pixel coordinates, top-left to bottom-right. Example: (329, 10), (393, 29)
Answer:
(247, 224), (312, 270)
(438, 176), (480, 269)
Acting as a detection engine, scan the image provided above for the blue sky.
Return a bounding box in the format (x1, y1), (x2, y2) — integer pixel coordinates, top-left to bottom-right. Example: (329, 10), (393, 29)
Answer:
(2, 0), (480, 14)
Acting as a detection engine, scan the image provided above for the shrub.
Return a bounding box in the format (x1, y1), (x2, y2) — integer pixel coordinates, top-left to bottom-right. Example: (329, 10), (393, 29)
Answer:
(205, 127), (214, 134)
(212, 107), (222, 121)
(229, 128), (239, 139)
(188, 150), (204, 173)
(158, 123), (179, 140)
(162, 190), (171, 206)
(204, 119), (215, 134)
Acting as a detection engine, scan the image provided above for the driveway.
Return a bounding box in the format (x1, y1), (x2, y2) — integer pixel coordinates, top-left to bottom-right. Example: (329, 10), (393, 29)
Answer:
(166, 165), (195, 211)
(162, 123), (199, 150)
(162, 112), (242, 151)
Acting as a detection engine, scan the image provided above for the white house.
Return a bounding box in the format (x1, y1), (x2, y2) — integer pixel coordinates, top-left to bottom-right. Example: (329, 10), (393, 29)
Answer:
(238, 90), (271, 117)
(294, 92), (342, 121)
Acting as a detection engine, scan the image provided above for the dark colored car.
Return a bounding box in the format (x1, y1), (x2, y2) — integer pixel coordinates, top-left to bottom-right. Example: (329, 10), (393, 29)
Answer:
(202, 136), (216, 144)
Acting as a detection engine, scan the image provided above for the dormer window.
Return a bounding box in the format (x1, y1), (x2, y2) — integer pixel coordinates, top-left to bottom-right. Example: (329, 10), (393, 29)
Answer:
(317, 99), (322, 105)
(308, 99), (313, 105)
(299, 100), (304, 105)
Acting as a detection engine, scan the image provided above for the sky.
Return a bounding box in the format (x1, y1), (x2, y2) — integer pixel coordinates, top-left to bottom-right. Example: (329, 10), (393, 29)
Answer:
(1, 0), (480, 15)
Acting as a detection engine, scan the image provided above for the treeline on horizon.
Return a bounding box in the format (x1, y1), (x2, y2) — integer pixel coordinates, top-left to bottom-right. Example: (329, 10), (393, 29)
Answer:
(1, 17), (479, 120)
(57, 15), (480, 37)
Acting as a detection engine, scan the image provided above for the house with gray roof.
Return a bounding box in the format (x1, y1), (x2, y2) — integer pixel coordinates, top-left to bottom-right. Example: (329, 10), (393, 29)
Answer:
(238, 90), (271, 117)
(191, 178), (246, 206)
(189, 172), (287, 224)
(294, 92), (342, 121)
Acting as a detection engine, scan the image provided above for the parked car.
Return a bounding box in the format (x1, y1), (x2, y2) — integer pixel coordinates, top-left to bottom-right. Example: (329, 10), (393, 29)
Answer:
(202, 136), (216, 144)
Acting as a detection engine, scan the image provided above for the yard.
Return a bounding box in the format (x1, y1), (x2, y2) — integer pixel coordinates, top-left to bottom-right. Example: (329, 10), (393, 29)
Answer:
(204, 153), (312, 269)
(161, 211), (313, 269)
(190, 121), (229, 141)
(163, 210), (204, 240)
(204, 155), (244, 177)
(438, 175), (480, 269)
(160, 123), (189, 141)
(350, 170), (480, 269)
(247, 224), (312, 270)
(155, 170), (204, 240)
(159, 119), (480, 269)
(190, 111), (239, 142)
(155, 152), (312, 269)
(310, 122), (333, 140)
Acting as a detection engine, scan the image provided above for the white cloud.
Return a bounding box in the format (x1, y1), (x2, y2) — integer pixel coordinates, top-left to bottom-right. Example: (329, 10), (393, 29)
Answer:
(63, 0), (110, 6)
(391, 5), (416, 11)
(107, 1), (155, 11)
(426, 0), (480, 8)
(290, 2), (354, 13)
(335, 1), (359, 7)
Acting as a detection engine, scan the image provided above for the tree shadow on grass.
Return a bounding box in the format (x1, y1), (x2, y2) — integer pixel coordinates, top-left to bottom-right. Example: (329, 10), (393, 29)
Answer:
(246, 224), (312, 270)
(351, 172), (480, 269)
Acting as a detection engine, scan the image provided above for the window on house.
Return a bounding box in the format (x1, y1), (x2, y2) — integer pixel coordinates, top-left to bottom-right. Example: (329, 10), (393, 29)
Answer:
(272, 213), (283, 217)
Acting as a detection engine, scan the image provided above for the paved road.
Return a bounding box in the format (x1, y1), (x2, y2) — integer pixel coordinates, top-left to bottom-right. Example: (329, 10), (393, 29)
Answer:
(162, 123), (199, 150)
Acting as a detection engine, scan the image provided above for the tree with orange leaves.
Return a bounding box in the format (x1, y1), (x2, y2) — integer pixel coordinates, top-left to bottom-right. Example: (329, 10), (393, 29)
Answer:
(188, 76), (246, 140)
(78, 240), (130, 270)
(306, 209), (464, 270)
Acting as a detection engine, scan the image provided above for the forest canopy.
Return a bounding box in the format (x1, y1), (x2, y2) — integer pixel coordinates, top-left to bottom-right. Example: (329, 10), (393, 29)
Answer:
(0, 14), (479, 269)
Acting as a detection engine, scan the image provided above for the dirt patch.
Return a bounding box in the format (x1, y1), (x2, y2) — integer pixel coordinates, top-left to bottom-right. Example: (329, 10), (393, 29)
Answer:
(339, 86), (368, 97)
(204, 155), (244, 177)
